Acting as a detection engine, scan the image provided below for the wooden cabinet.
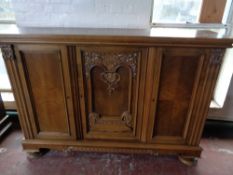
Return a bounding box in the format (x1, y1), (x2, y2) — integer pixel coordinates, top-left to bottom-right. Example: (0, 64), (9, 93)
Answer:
(13, 45), (77, 140)
(0, 28), (232, 164)
(76, 47), (147, 141)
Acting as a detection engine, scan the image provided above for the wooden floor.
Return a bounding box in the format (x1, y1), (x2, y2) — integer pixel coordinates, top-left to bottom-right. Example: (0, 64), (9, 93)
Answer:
(0, 120), (233, 175)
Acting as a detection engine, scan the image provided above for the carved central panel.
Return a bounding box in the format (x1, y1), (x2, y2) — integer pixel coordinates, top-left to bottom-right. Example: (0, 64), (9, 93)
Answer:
(81, 50), (140, 133)
(83, 51), (138, 95)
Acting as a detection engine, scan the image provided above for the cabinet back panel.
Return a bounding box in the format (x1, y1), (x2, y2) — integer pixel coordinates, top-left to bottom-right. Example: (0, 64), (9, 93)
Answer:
(154, 54), (199, 137)
(22, 52), (68, 133)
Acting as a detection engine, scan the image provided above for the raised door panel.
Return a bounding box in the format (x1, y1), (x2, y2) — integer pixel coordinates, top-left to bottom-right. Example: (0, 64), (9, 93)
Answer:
(77, 46), (147, 141)
(146, 48), (205, 144)
(14, 45), (76, 140)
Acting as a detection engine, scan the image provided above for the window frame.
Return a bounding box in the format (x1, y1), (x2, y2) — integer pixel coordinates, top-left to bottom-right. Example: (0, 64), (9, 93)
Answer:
(150, 0), (233, 29)
(0, 0), (16, 24)
(0, 19), (15, 24)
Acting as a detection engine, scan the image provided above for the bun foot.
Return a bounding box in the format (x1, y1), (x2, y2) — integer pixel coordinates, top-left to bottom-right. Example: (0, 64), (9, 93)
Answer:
(178, 155), (198, 166)
(26, 149), (49, 158)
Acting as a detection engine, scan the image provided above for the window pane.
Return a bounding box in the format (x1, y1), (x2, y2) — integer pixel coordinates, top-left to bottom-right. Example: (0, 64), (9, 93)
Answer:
(1, 92), (14, 102)
(0, 49), (11, 89)
(222, 0), (233, 24)
(0, 0), (15, 21)
(152, 0), (202, 23)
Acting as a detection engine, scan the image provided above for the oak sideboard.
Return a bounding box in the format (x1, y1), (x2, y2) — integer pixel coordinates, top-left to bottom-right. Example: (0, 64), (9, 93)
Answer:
(1, 25), (233, 165)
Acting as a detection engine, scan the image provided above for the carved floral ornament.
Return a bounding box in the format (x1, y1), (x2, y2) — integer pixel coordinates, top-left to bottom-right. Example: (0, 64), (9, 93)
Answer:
(100, 71), (120, 95)
(0, 45), (14, 60)
(83, 51), (138, 95)
(210, 48), (225, 65)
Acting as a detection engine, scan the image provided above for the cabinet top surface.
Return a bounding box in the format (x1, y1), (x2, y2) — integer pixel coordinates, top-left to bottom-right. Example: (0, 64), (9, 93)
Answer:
(0, 24), (233, 47)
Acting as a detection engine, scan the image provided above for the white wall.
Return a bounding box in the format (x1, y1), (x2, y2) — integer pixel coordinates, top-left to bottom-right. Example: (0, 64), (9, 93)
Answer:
(11, 0), (153, 29)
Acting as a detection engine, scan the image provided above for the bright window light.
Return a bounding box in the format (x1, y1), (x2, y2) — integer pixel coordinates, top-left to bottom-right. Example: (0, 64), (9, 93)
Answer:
(0, 50), (11, 90)
(222, 0), (233, 24)
(152, 0), (203, 24)
(210, 48), (233, 108)
(1, 92), (14, 102)
(0, 0), (15, 22)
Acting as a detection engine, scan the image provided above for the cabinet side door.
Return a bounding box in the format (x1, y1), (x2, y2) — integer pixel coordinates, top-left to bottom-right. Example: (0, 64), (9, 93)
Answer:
(146, 48), (205, 144)
(14, 44), (76, 140)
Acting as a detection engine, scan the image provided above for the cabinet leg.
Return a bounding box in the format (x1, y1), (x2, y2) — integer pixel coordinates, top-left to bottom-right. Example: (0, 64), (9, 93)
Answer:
(178, 155), (198, 166)
(26, 149), (49, 158)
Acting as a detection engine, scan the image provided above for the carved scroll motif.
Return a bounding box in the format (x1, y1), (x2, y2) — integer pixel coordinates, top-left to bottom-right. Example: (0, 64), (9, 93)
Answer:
(121, 111), (133, 130)
(88, 111), (133, 130)
(210, 49), (225, 65)
(88, 112), (100, 128)
(0, 45), (14, 60)
(83, 51), (138, 95)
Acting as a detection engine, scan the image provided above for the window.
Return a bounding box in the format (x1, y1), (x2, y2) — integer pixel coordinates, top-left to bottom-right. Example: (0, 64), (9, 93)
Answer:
(222, 0), (233, 24)
(152, 0), (233, 26)
(0, 49), (16, 109)
(152, 0), (202, 24)
(0, 0), (15, 22)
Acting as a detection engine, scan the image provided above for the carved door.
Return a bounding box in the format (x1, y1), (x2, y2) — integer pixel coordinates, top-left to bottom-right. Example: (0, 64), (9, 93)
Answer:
(77, 46), (147, 141)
